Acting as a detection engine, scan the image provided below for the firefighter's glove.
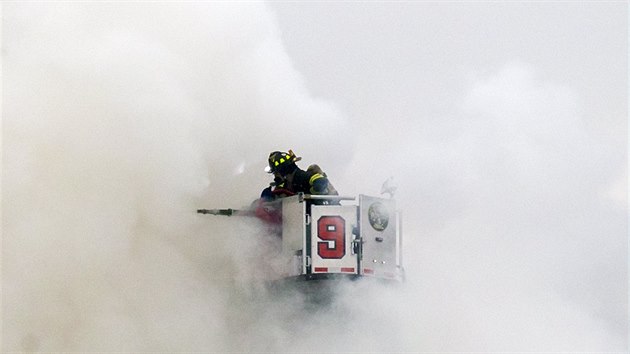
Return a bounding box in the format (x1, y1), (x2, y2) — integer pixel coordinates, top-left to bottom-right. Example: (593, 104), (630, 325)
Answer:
(260, 186), (274, 201)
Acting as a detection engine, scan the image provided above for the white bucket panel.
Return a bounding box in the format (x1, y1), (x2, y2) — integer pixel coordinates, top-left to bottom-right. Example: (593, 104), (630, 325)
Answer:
(359, 195), (401, 280)
(310, 205), (358, 274)
(281, 195), (306, 274)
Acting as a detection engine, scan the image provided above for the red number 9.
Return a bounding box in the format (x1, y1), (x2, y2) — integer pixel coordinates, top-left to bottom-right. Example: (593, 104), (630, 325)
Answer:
(317, 216), (346, 259)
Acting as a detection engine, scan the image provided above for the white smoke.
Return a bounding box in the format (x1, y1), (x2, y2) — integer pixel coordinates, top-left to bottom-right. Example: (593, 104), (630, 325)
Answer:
(3, 2), (352, 352)
(3, 2), (626, 353)
(338, 61), (627, 351)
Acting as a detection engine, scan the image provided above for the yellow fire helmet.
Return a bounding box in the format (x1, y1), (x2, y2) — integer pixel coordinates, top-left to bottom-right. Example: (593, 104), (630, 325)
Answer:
(265, 150), (301, 173)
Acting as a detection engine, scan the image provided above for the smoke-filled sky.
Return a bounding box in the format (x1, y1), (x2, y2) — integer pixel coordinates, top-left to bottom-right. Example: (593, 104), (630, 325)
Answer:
(2, 2), (627, 352)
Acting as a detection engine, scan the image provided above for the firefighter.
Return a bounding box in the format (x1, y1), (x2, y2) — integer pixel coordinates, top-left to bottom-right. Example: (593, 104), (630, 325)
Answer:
(264, 150), (338, 197)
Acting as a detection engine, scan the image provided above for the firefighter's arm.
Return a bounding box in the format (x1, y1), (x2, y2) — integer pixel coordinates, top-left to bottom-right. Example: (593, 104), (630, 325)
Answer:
(309, 173), (329, 194)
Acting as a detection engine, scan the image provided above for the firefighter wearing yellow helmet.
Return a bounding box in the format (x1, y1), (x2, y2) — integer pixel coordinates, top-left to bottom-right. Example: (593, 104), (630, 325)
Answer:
(263, 150), (337, 198)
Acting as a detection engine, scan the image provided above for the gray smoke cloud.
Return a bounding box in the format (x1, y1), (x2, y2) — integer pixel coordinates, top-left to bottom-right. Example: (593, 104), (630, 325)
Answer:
(333, 61), (627, 352)
(3, 2), (627, 353)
